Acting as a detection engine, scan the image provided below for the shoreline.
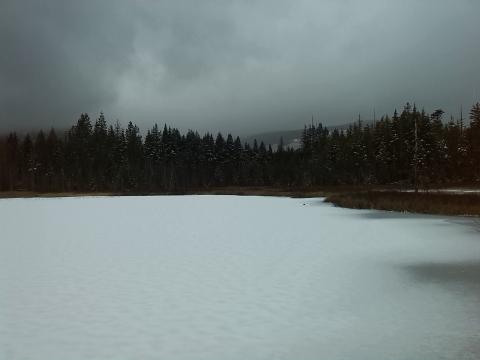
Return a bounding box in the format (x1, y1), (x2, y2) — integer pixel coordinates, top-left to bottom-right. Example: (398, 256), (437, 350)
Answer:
(325, 190), (480, 217)
(1, 187), (480, 217)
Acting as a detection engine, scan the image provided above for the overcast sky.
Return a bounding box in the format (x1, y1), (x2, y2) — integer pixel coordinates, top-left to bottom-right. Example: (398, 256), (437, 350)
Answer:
(1, 0), (479, 135)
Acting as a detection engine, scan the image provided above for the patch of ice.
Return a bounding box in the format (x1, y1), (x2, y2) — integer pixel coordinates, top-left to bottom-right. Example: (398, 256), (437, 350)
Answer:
(1, 196), (479, 360)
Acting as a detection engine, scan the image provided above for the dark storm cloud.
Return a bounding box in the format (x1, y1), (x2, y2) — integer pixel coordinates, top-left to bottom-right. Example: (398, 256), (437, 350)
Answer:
(0, 0), (136, 130)
(1, 0), (480, 134)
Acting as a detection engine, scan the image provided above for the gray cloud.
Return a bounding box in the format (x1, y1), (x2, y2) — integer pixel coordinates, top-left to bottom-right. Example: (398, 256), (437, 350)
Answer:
(0, 0), (136, 130)
(1, 0), (479, 135)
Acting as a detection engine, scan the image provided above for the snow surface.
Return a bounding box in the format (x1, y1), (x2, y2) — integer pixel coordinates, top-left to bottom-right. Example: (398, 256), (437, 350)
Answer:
(1, 195), (480, 360)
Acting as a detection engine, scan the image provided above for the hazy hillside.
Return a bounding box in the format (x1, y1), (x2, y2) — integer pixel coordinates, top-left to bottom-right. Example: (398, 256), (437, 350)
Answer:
(245, 121), (374, 150)
(244, 129), (303, 150)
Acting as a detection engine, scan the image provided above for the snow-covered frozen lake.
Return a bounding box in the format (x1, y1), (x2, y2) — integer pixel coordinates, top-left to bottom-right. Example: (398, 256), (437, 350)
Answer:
(1, 196), (480, 360)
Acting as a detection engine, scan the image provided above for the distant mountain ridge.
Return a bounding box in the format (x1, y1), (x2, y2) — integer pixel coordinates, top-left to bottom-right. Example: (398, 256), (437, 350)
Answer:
(244, 129), (303, 150)
(244, 120), (374, 150)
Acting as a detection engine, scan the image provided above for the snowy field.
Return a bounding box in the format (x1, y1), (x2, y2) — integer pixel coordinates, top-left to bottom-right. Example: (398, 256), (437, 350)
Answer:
(1, 196), (480, 360)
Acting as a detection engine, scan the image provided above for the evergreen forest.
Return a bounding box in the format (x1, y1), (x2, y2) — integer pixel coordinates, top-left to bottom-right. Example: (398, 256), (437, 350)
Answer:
(1, 102), (479, 192)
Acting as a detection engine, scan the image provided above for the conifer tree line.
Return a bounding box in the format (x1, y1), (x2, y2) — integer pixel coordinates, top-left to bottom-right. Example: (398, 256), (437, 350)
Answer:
(0, 102), (479, 192)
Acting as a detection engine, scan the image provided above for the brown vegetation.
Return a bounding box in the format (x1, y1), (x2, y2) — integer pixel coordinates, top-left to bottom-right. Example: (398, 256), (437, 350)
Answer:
(0, 187), (329, 199)
(326, 191), (480, 216)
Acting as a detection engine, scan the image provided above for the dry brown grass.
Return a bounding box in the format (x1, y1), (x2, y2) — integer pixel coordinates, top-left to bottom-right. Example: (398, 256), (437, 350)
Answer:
(0, 191), (116, 199)
(0, 187), (329, 199)
(189, 186), (331, 198)
(326, 191), (480, 216)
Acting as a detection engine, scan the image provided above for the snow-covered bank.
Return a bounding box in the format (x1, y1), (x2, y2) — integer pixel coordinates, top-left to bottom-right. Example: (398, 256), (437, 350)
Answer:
(1, 196), (479, 360)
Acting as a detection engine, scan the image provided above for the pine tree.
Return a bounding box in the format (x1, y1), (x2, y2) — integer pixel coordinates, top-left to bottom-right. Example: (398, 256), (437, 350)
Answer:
(92, 113), (109, 190)
(21, 134), (35, 190)
(46, 128), (64, 191)
(125, 121), (143, 190)
(34, 131), (48, 190)
(468, 102), (480, 181)
(5, 133), (19, 190)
